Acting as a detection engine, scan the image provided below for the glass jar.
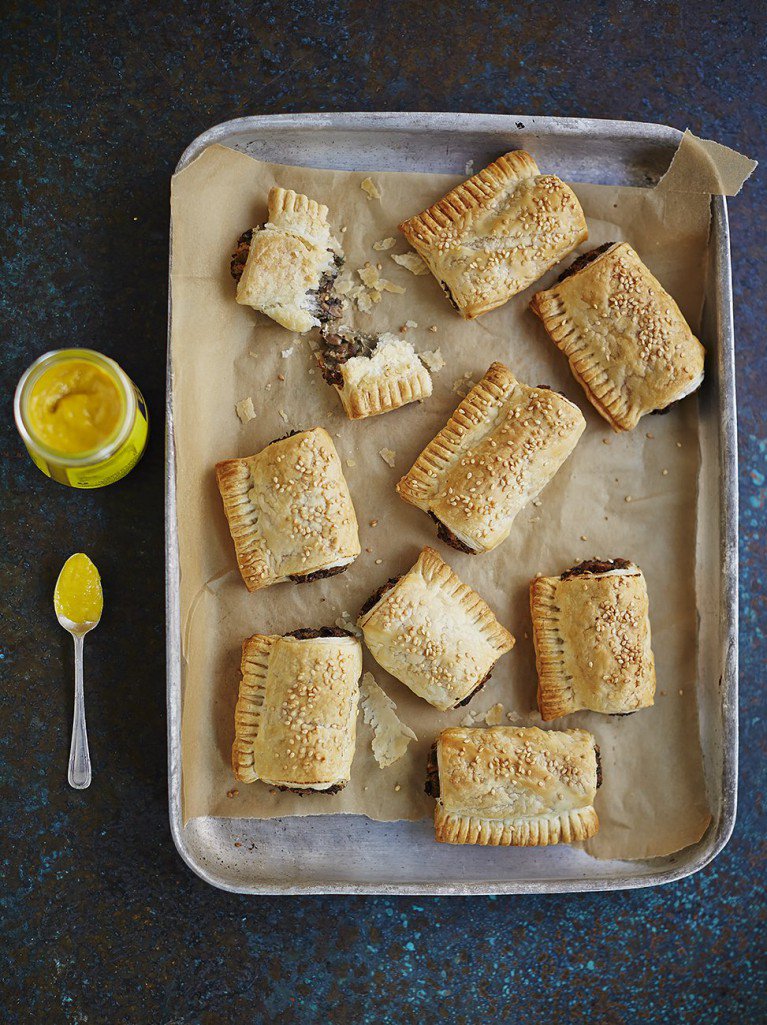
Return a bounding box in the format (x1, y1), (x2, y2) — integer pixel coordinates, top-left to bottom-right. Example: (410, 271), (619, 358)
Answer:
(14, 348), (149, 489)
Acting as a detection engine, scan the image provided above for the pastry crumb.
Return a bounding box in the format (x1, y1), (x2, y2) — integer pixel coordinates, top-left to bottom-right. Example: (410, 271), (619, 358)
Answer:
(429, 324), (438, 333)
(580, 534), (588, 541)
(277, 373), (285, 382)
(360, 671), (417, 768)
(373, 237), (396, 251)
(369, 519), (379, 527)
(404, 319), (418, 329)
(662, 468), (669, 475)
(281, 346), (294, 358)
(346, 459), (357, 468)
(532, 499), (542, 507)
(391, 252), (429, 275)
(375, 558), (383, 565)
(278, 409), (289, 423)
(361, 177), (382, 200)
(676, 441), (683, 448)
(624, 495), (633, 503)
(505, 710), (521, 723)
(484, 703), (505, 726)
(235, 397), (256, 424)
(602, 438), (611, 445)
(379, 448), (396, 468)
(464, 159), (475, 175)
(394, 784), (401, 792)
(420, 348), (445, 372)
(646, 432), (654, 439)
(226, 788), (239, 798)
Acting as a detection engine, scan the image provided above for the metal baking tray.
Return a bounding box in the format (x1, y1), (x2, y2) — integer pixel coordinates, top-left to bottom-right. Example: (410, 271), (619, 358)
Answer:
(166, 113), (738, 895)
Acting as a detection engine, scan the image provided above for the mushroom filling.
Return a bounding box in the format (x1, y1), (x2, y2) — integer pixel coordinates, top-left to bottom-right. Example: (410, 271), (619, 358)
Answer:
(424, 742), (440, 799)
(274, 782), (346, 796)
(557, 241), (615, 283)
(359, 576), (400, 618)
(288, 564), (351, 584)
(284, 626), (353, 640)
(453, 668), (494, 708)
(316, 330), (381, 388)
(427, 512), (479, 555)
(560, 557), (632, 580)
(230, 228), (256, 281)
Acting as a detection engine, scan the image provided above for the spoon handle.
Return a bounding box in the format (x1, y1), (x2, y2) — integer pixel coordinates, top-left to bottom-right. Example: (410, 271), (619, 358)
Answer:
(68, 633), (91, 790)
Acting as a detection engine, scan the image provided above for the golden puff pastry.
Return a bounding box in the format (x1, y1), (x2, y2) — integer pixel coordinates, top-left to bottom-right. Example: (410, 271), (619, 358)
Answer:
(530, 558), (656, 720)
(232, 187), (342, 333)
(398, 151), (587, 319)
(215, 428), (360, 592)
(232, 628), (362, 790)
(426, 726), (600, 846)
(357, 546), (514, 711)
(397, 362), (585, 554)
(530, 241), (705, 431)
(316, 330), (432, 420)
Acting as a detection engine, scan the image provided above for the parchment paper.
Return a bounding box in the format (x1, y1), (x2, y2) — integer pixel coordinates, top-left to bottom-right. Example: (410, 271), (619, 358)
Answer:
(171, 137), (749, 860)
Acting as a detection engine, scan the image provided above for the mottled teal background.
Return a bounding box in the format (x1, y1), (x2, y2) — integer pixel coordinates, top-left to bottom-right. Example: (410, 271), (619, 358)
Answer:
(1, 1), (765, 1022)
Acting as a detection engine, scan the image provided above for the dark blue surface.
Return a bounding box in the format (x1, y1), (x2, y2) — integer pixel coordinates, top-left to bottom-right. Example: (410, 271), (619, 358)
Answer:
(1, 2), (765, 1022)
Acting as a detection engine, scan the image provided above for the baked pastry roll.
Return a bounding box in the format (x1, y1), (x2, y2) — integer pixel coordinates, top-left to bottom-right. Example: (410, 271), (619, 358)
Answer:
(530, 242), (705, 431)
(397, 362), (585, 554)
(216, 428), (360, 591)
(398, 151), (587, 319)
(426, 726), (600, 846)
(530, 558), (656, 719)
(232, 628), (362, 790)
(231, 187), (342, 333)
(357, 546), (514, 711)
(316, 329), (432, 420)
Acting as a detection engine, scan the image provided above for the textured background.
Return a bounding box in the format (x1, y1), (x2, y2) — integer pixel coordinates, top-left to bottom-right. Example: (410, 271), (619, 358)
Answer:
(1, 2), (765, 1022)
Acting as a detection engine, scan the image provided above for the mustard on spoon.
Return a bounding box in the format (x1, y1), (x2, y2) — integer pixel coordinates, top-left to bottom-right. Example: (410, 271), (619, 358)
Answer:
(54, 553), (103, 789)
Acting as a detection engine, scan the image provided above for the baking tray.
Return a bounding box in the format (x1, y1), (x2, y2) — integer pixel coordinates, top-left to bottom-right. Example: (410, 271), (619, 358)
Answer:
(165, 113), (738, 895)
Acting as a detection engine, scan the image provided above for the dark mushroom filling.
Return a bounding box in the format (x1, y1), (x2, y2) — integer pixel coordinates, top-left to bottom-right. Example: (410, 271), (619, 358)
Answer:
(284, 626), (353, 640)
(453, 666), (495, 708)
(557, 241), (615, 283)
(359, 576), (400, 618)
(315, 330), (380, 388)
(424, 742), (440, 799)
(560, 557), (632, 580)
(265, 429), (301, 448)
(274, 781), (346, 796)
(594, 744), (603, 789)
(288, 564), (351, 584)
(440, 280), (460, 311)
(230, 228), (256, 282)
(428, 512), (479, 555)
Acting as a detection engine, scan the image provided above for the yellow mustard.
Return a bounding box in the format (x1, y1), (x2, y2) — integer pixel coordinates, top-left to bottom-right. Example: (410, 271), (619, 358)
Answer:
(28, 359), (123, 455)
(14, 349), (149, 489)
(54, 553), (103, 625)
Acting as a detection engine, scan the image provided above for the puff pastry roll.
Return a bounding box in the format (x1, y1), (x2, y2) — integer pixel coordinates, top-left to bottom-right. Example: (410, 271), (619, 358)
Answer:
(426, 726), (600, 846)
(316, 329), (432, 420)
(232, 628), (362, 790)
(530, 241), (705, 431)
(530, 558), (656, 719)
(232, 187), (342, 333)
(398, 151), (587, 319)
(357, 546), (514, 711)
(397, 362), (585, 554)
(216, 428), (360, 592)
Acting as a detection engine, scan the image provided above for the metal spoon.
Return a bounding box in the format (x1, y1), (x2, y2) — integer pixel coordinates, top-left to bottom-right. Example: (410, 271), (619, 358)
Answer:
(55, 557), (102, 789)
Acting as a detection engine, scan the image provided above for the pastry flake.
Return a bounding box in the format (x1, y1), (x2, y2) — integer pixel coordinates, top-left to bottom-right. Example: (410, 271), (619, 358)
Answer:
(215, 427), (361, 592)
(530, 242), (706, 431)
(398, 151), (588, 319)
(316, 330), (433, 420)
(427, 726), (600, 846)
(357, 546), (514, 711)
(360, 671), (417, 768)
(232, 629), (362, 790)
(397, 362), (585, 554)
(530, 558), (656, 719)
(232, 187), (342, 333)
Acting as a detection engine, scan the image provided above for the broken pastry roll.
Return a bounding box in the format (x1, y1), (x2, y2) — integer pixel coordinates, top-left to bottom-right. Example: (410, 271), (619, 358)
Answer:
(315, 329), (433, 420)
(357, 546), (514, 711)
(398, 151), (588, 319)
(215, 427), (360, 592)
(231, 186), (343, 333)
(530, 241), (705, 431)
(530, 558), (656, 720)
(232, 628), (362, 790)
(397, 362), (585, 554)
(426, 726), (601, 846)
